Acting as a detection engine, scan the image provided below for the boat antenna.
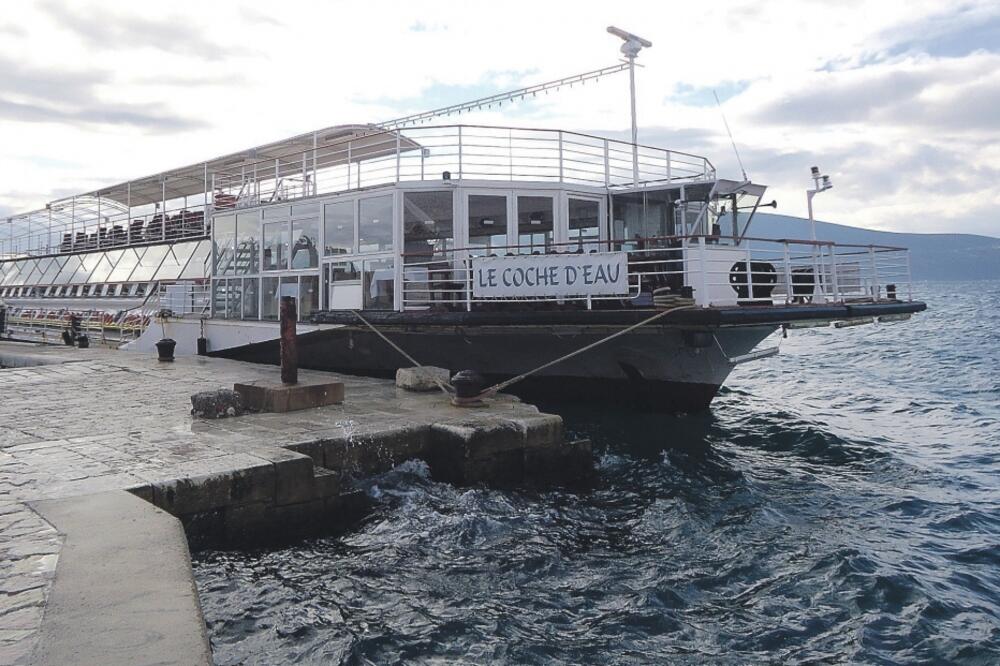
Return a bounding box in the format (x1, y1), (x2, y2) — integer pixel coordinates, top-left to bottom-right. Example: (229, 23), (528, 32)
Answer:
(713, 89), (748, 181)
(378, 62), (631, 130)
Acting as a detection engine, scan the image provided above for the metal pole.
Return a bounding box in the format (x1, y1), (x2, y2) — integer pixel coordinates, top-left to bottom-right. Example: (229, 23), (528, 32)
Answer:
(629, 54), (639, 188)
(807, 190), (816, 241)
(279, 295), (298, 385)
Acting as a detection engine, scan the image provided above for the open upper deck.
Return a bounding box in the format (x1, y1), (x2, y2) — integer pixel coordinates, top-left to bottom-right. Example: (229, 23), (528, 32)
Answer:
(0, 124), (715, 261)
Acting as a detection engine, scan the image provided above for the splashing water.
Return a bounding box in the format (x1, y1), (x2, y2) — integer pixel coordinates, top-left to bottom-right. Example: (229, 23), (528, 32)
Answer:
(193, 281), (1000, 664)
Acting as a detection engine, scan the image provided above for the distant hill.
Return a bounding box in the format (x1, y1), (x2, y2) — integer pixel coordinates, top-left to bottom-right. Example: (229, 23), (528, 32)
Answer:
(746, 213), (1000, 281)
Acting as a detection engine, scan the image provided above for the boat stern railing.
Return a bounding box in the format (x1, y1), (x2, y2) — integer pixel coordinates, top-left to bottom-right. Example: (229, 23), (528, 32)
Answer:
(397, 235), (914, 311)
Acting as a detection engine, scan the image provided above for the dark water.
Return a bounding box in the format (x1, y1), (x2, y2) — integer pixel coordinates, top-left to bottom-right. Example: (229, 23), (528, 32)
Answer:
(193, 281), (1000, 665)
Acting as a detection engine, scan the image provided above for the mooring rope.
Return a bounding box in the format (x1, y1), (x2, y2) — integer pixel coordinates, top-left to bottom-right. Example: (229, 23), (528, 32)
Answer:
(479, 305), (694, 397)
(350, 310), (453, 396)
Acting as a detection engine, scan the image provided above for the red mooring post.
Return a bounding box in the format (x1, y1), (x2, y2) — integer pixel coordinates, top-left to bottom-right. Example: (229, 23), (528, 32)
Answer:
(280, 295), (298, 385)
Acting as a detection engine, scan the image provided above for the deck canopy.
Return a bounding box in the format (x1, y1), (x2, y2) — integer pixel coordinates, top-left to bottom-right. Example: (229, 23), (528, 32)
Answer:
(72, 124), (422, 208)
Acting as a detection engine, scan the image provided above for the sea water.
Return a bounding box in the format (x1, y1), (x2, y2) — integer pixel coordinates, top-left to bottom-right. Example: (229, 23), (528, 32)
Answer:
(193, 281), (1000, 664)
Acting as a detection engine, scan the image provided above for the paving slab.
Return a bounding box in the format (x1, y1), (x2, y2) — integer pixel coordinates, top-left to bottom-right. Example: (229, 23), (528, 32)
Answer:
(0, 341), (587, 663)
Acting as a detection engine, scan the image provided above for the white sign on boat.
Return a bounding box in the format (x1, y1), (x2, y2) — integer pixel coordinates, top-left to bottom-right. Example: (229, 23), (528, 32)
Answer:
(472, 252), (629, 298)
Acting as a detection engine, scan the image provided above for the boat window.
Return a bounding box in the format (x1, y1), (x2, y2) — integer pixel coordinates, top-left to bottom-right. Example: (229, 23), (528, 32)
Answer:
(88, 250), (120, 283)
(324, 201), (355, 255)
(611, 190), (676, 249)
(299, 275), (319, 321)
(264, 205), (290, 220)
(93, 284), (104, 297)
(70, 285), (81, 297)
(131, 245), (169, 282)
(225, 278), (242, 319)
(261, 276), (280, 320)
(107, 248), (141, 283)
(403, 191), (453, 264)
(568, 198), (602, 253)
(39, 256), (65, 283)
(292, 203), (319, 218)
(212, 279), (228, 318)
(263, 221), (289, 271)
(517, 196), (554, 254)
(179, 240), (212, 280)
(155, 243), (196, 281)
(235, 212), (261, 275)
(135, 283), (148, 297)
(82, 285), (92, 297)
(329, 260), (361, 282)
(363, 257), (395, 310)
(291, 215), (319, 269)
(467, 194), (508, 255)
(242, 277), (259, 320)
(213, 214), (237, 276)
(359, 195), (393, 253)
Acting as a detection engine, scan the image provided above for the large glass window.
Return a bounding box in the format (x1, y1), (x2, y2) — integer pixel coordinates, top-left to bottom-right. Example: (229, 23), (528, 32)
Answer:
(107, 248), (139, 283)
(225, 279), (242, 320)
(568, 198), (602, 253)
(363, 258), (395, 310)
(261, 276), (280, 320)
(467, 194), (508, 255)
(131, 245), (169, 282)
(263, 221), (289, 271)
(403, 191), (453, 264)
(517, 196), (554, 254)
(291, 215), (320, 269)
(299, 275), (319, 321)
(212, 279), (228, 318)
(611, 190), (676, 249)
(242, 277), (259, 319)
(359, 195), (393, 253)
(324, 201), (355, 255)
(235, 212), (261, 275)
(213, 214), (236, 275)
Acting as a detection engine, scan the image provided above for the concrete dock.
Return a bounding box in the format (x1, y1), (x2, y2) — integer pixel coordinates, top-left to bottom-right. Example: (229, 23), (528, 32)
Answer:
(0, 341), (590, 665)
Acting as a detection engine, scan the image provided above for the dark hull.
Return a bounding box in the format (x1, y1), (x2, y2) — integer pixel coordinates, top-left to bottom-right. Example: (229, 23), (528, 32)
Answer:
(212, 323), (773, 413)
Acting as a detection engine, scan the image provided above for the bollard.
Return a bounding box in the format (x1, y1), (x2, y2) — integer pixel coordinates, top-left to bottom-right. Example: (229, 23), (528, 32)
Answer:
(280, 296), (298, 385)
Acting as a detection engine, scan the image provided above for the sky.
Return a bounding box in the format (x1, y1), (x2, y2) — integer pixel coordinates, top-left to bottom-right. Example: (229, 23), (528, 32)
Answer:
(0, 0), (998, 236)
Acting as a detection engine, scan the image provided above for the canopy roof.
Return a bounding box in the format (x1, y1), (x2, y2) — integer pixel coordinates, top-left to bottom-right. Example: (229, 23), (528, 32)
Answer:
(65, 124), (422, 208)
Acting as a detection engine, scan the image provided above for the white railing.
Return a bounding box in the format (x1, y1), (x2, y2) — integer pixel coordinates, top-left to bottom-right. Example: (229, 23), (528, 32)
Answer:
(211, 124), (715, 208)
(154, 281), (211, 317)
(398, 236), (914, 311)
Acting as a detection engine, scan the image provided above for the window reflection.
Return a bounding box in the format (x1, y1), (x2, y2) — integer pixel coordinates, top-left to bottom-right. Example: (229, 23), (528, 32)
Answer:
(291, 216), (319, 269)
(263, 221), (289, 271)
(364, 258), (394, 309)
(324, 201), (354, 255)
(568, 198), (602, 253)
(261, 276), (279, 320)
(517, 196), (554, 254)
(403, 191), (453, 264)
(359, 195), (393, 253)
(468, 194), (508, 255)
(236, 212), (260, 275)
(242, 277), (259, 319)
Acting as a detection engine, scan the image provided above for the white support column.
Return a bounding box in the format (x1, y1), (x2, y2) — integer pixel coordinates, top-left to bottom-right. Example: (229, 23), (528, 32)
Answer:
(603, 139), (610, 187)
(557, 131), (564, 183)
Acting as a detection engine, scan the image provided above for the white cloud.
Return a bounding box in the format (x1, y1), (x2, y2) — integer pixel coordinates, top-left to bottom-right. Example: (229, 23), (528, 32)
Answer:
(0, 0), (997, 236)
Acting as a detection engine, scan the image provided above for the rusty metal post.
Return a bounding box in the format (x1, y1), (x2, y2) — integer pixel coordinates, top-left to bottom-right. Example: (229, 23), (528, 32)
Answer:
(280, 296), (298, 385)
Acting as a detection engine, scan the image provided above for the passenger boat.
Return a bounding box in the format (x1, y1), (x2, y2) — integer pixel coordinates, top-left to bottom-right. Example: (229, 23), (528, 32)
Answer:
(0, 53), (925, 412)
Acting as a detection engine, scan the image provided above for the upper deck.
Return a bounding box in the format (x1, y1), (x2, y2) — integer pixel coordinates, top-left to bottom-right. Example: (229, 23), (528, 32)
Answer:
(0, 124), (715, 262)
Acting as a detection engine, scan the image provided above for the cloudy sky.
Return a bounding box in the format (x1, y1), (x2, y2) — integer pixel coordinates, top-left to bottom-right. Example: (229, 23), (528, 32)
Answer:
(1, 0), (998, 236)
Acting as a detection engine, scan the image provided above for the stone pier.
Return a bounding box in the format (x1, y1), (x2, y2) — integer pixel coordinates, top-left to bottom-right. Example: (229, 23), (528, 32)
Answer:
(0, 341), (591, 665)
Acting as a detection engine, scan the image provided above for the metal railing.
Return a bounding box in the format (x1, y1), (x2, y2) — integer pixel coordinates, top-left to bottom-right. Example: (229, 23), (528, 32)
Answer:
(398, 235), (913, 311)
(212, 124), (715, 209)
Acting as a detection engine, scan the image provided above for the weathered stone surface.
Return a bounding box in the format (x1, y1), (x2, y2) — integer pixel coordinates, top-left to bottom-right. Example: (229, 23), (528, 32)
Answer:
(0, 341), (590, 661)
(190, 388), (245, 419)
(395, 366), (450, 392)
(234, 380), (344, 413)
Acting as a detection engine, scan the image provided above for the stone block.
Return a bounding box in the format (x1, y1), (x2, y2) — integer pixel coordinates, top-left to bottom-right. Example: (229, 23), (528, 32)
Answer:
(190, 388), (245, 419)
(150, 460), (275, 516)
(509, 413), (564, 449)
(395, 366), (450, 392)
(234, 380), (344, 413)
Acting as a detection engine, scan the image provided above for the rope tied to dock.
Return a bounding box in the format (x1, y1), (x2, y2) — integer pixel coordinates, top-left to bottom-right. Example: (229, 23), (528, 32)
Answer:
(478, 304), (694, 397)
(350, 310), (453, 396)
